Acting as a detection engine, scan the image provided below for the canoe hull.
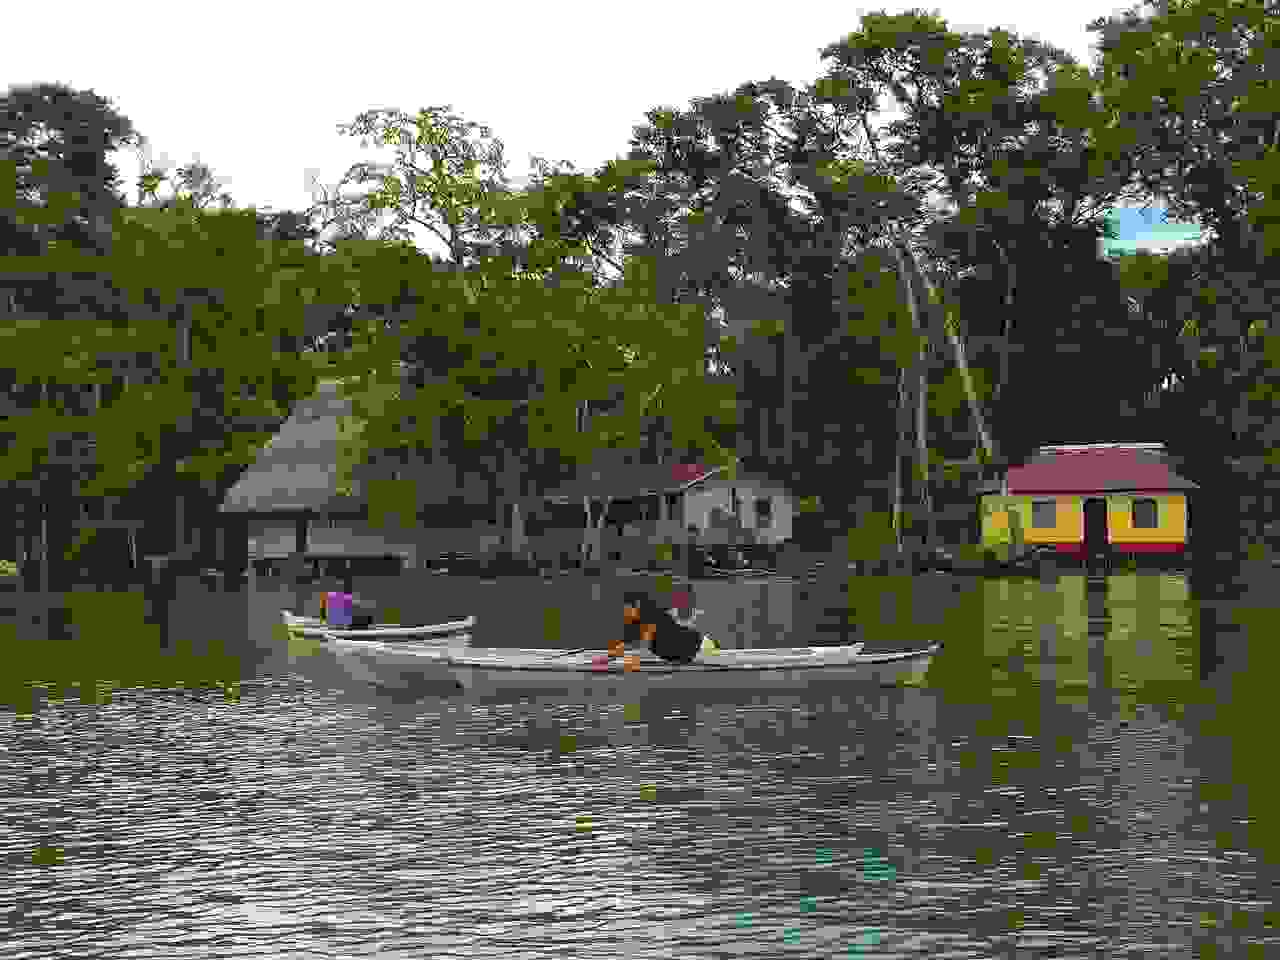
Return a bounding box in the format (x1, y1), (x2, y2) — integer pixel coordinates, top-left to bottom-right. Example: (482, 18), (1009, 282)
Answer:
(321, 634), (473, 697)
(281, 610), (475, 641)
(453, 647), (938, 703)
(314, 638), (940, 704)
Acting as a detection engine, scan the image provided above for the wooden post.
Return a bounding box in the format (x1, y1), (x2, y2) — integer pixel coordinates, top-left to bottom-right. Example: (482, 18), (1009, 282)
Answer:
(600, 496), (614, 569)
(295, 513), (310, 556)
(39, 503), (49, 595)
(212, 522), (225, 586)
(893, 369), (908, 557)
(510, 501), (525, 556)
(174, 492), (184, 554)
(222, 514), (249, 591)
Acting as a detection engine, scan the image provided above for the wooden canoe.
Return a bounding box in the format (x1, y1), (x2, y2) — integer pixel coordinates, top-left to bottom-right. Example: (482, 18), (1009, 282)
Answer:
(315, 635), (941, 702)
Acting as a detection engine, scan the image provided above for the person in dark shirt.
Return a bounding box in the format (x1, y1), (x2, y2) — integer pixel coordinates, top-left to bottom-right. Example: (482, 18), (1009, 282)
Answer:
(621, 588), (702, 664)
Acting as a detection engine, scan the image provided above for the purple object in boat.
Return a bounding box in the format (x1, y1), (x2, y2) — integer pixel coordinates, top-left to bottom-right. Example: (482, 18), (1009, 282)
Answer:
(325, 592), (353, 628)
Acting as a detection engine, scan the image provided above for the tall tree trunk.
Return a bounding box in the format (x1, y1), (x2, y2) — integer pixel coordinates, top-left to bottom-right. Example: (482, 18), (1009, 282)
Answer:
(898, 239), (993, 463)
(598, 497), (612, 567)
(166, 311), (193, 577)
(577, 398), (596, 564)
(781, 330), (795, 469)
(892, 369), (908, 556)
(501, 443), (526, 558)
(39, 501), (50, 594)
(580, 494), (611, 566)
(991, 238), (1015, 412)
(859, 114), (996, 469)
(889, 241), (934, 554)
(914, 365), (934, 552)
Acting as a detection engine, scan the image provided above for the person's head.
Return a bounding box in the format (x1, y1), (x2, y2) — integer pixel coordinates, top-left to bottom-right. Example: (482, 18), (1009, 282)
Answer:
(622, 589), (649, 621)
(670, 586), (692, 618)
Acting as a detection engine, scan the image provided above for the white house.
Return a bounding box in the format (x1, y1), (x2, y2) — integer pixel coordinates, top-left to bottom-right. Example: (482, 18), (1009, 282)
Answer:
(538, 458), (797, 560)
(683, 471), (794, 545)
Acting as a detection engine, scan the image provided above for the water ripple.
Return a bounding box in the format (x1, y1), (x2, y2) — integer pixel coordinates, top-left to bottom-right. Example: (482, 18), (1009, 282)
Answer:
(0, 663), (1267, 959)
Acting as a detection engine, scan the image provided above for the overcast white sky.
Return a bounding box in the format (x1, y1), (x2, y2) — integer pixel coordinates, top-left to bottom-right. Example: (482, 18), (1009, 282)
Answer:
(10, 0), (1181, 257)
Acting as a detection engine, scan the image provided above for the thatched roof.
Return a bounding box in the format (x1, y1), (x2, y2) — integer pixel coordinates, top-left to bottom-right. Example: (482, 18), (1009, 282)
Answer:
(220, 380), (359, 513)
(220, 379), (497, 514)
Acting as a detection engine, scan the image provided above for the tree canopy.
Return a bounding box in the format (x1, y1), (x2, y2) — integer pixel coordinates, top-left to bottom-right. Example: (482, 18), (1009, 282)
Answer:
(2, 0), (1276, 568)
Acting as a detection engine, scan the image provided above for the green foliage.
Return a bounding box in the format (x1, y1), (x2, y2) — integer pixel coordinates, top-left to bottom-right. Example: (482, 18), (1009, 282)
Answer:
(1083, 0), (1280, 495)
(1089, 0), (1278, 252)
(1, 589), (242, 714)
(931, 365), (991, 421)
(1114, 249), (1173, 300)
(290, 234), (738, 507)
(0, 82), (141, 256)
(365, 476), (418, 529)
(310, 105), (514, 262)
(2, 12), (1274, 579)
(0, 200), (324, 500)
(846, 511), (897, 562)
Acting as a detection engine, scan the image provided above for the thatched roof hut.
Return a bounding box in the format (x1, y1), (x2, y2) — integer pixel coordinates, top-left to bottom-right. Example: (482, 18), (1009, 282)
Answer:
(219, 380), (492, 563)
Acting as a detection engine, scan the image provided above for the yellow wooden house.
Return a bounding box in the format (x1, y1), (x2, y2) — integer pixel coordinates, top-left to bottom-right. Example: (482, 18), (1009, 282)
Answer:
(979, 443), (1197, 562)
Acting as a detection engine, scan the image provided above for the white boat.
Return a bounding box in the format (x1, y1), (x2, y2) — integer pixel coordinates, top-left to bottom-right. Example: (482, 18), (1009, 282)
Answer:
(315, 633), (941, 702)
(280, 610), (476, 641)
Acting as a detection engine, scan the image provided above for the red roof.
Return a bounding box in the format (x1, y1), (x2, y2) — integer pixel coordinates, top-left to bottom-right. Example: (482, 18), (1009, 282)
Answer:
(1004, 448), (1197, 494)
(543, 461), (723, 501)
(669, 463), (714, 487)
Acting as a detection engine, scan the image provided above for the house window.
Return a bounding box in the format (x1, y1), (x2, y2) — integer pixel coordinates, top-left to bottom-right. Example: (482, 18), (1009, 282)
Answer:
(755, 497), (773, 529)
(1031, 499), (1056, 528)
(1132, 497), (1158, 529)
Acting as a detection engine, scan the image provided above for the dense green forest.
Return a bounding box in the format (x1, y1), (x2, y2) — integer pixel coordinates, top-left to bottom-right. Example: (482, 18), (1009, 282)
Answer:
(1, 0), (1277, 591)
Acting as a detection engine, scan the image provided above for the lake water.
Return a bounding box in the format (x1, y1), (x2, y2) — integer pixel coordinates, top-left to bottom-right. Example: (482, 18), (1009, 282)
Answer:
(2, 571), (1276, 958)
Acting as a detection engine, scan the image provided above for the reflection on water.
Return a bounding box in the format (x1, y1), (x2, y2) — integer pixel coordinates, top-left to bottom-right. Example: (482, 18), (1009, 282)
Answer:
(972, 573), (1197, 719)
(1, 572), (1276, 958)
